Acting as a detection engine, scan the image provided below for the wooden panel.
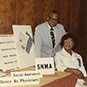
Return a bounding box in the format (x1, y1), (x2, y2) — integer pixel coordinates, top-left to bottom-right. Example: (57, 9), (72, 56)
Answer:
(0, 0), (86, 57)
(70, 0), (81, 53)
(17, 0), (36, 25)
(78, 0), (87, 57)
(72, 0), (81, 35)
(54, 0), (72, 32)
(54, 0), (87, 57)
(0, 0), (16, 34)
(17, 0), (54, 36)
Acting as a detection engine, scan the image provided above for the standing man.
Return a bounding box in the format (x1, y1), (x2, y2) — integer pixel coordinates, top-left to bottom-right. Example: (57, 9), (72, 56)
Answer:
(34, 11), (66, 58)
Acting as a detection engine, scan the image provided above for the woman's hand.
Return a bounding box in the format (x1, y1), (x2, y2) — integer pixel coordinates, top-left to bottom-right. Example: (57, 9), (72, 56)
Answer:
(64, 68), (84, 79)
(73, 69), (84, 79)
(83, 81), (87, 85)
(83, 77), (87, 85)
(83, 77), (87, 81)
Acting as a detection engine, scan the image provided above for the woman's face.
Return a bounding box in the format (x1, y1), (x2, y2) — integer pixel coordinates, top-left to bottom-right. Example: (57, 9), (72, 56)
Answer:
(64, 38), (74, 51)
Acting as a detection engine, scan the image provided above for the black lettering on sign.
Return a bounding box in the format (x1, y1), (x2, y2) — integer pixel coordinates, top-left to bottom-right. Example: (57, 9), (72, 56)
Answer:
(14, 79), (18, 83)
(21, 45), (25, 50)
(37, 64), (40, 70)
(37, 64), (52, 70)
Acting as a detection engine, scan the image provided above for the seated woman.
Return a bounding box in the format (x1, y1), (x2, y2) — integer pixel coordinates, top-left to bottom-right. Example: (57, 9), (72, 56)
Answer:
(55, 33), (87, 87)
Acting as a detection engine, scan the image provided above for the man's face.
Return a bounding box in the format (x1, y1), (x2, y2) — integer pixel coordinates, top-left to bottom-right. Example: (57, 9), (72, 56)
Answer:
(47, 13), (58, 27)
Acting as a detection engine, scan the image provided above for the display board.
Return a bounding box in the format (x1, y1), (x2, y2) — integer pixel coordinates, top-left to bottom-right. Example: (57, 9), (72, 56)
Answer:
(12, 25), (35, 69)
(0, 34), (19, 71)
(0, 25), (35, 71)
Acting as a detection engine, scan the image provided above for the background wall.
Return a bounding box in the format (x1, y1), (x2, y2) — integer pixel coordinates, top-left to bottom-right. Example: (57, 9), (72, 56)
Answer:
(0, 0), (87, 59)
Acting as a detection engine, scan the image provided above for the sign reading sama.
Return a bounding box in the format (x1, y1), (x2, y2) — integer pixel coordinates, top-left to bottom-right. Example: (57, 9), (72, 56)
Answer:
(35, 58), (54, 75)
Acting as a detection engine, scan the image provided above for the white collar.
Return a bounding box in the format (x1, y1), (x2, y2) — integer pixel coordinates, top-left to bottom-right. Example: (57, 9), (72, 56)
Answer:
(62, 47), (74, 56)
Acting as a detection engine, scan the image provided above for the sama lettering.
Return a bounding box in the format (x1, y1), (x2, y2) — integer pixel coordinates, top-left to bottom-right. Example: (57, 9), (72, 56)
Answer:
(37, 64), (52, 70)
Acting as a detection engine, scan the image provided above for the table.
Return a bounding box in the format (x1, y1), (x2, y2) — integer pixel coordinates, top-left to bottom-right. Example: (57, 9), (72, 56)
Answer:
(0, 66), (78, 87)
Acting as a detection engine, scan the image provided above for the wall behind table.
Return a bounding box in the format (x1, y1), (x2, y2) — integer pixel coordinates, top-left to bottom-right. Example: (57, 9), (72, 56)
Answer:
(0, 0), (87, 57)
(0, 0), (16, 34)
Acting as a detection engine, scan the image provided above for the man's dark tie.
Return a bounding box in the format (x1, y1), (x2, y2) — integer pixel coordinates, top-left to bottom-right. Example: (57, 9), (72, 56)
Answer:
(50, 28), (55, 48)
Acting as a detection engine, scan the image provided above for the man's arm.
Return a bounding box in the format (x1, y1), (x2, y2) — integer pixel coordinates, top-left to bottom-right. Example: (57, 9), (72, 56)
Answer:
(34, 27), (42, 58)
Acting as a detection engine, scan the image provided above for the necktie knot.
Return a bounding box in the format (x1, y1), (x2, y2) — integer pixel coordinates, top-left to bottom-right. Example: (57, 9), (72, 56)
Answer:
(50, 28), (53, 31)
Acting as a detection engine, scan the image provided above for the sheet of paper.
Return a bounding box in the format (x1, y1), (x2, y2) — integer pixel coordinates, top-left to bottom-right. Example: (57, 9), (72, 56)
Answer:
(17, 32), (33, 54)
(12, 25), (35, 68)
(17, 32), (29, 53)
(0, 34), (19, 71)
(35, 58), (55, 75)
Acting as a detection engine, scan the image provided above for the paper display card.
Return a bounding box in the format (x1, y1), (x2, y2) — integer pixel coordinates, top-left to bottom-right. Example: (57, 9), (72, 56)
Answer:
(0, 34), (19, 71)
(11, 71), (42, 78)
(0, 25), (35, 71)
(0, 71), (42, 86)
(12, 25), (35, 68)
(35, 58), (55, 75)
(17, 32), (33, 54)
(0, 77), (39, 86)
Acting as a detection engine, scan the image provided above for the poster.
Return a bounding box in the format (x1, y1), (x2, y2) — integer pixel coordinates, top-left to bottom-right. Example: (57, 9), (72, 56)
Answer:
(0, 34), (19, 71)
(12, 25), (35, 68)
(0, 25), (35, 71)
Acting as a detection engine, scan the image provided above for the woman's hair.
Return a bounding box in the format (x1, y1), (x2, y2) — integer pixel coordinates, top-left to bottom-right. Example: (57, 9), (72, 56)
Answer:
(61, 33), (78, 50)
